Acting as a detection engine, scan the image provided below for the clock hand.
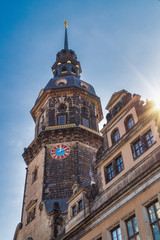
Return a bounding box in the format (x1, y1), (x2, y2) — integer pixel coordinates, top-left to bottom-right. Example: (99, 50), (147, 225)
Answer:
(58, 145), (62, 153)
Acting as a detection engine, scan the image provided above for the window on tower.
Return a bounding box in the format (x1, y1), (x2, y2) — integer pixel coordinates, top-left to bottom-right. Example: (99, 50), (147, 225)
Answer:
(58, 115), (66, 125)
(32, 167), (38, 184)
(82, 118), (89, 128)
(26, 200), (37, 225)
(71, 67), (76, 74)
(61, 66), (67, 73)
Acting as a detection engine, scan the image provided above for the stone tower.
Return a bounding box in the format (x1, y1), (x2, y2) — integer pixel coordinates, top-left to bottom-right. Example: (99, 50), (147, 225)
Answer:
(14, 21), (103, 240)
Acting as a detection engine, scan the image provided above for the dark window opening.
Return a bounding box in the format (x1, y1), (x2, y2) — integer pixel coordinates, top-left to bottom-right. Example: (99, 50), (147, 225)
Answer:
(62, 66), (67, 73)
(72, 205), (76, 217)
(58, 104), (67, 112)
(78, 200), (83, 212)
(71, 67), (76, 74)
(32, 168), (38, 183)
(27, 207), (36, 224)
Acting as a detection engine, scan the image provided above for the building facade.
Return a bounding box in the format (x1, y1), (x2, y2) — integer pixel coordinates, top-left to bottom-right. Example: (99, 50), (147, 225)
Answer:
(14, 23), (160, 240)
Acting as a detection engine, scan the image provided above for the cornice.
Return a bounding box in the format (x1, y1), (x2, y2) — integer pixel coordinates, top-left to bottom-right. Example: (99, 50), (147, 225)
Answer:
(30, 87), (103, 123)
(23, 126), (103, 165)
(97, 112), (157, 167)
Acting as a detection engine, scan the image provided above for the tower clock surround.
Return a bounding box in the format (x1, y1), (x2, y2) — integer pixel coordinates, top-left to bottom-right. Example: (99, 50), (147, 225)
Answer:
(51, 144), (70, 159)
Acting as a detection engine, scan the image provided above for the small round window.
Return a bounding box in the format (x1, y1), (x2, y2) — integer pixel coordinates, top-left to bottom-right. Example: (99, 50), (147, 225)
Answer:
(80, 82), (89, 90)
(55, 78), (67, 86)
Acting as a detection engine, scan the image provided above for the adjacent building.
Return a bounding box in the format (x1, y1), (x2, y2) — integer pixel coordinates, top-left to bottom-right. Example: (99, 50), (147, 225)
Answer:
(14, 22), (160, 240)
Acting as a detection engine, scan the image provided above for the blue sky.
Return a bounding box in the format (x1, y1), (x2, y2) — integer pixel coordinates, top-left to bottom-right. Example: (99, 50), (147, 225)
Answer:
(1, 0), (160, 239)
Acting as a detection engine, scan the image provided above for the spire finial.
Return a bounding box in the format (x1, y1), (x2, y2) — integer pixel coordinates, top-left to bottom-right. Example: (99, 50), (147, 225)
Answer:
(64, 19), (69, 50)
(64, 19), (68, 28)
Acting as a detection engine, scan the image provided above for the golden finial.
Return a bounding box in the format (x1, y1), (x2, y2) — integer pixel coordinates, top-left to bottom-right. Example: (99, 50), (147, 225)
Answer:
(64, 19), (68, 28)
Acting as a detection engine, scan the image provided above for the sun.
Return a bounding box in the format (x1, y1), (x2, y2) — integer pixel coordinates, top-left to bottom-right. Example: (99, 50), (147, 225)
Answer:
(151, 92), (160, 111)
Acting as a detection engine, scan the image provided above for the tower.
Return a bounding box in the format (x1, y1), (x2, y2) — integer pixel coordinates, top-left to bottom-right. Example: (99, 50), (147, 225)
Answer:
(14, 21), (103, 240)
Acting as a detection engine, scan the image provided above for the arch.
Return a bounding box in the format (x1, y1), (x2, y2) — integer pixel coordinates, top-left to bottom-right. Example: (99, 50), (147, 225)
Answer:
(71, 67), (76, 74)
(111, 128), (120, 144)
(58, 103), (67, 112)
(81, 106), (88, 115)
(124, 114), (134, 131)
(61, 66), (67, 73)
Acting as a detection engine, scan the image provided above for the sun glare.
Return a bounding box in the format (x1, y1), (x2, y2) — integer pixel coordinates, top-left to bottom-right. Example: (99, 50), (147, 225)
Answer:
(151, 92), (160, 111)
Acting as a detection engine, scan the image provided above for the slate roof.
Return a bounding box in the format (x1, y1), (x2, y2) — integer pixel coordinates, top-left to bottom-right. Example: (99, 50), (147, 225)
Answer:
(43, 198), (69, 213)
(44, 75), (96, 96)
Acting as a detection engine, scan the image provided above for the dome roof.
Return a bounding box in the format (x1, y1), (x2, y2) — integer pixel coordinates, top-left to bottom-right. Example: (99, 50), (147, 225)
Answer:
(44, 75), (96, 95)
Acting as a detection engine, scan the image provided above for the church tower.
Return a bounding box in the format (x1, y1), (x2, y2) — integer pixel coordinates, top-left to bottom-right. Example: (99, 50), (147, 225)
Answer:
(14, 21), (103, 240)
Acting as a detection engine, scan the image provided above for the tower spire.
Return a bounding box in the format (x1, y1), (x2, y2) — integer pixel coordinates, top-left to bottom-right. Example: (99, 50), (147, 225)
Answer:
(64, 19), (69, 50)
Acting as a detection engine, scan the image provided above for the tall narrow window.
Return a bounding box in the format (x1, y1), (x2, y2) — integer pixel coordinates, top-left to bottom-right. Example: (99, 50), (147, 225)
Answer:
(105, 163), (114, 183)
(58, 115), (66, 125)
(61, 66), (67, 73)
(126, 215), (140, 240)
(78, 200), (83, 212)
(32, 168), (38, 183)
(72, 205), (76, 217)
(82, 118), (89, 128)
(144, 129), (155, 149)
(115, 155), (124, 174)
(132, 138), (143, 158)
(71, 67), (76, 74)
(147, 201), (160, 240)
(125, 115), (134, 131)
(111, 129), (120, 144)
(111, 226), (122, 240)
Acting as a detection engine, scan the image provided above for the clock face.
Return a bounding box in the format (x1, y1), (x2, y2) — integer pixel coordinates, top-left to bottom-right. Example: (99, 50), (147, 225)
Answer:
(51, 144), (70, 159)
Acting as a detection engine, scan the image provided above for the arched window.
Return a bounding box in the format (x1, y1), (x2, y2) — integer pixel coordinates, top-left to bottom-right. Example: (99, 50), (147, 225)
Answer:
(61, 66), (67, 73)
(111, 129), (120, 144)
(125, 115), (134, 131)
(71, 67), (76, 74)
(58, 103), (67, 112)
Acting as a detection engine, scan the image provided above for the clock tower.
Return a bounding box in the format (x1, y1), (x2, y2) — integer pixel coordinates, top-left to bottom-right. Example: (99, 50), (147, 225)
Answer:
(14, 21), (103, 240)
